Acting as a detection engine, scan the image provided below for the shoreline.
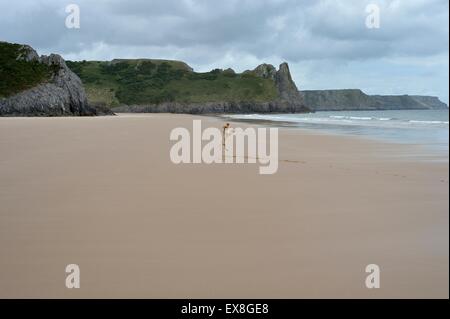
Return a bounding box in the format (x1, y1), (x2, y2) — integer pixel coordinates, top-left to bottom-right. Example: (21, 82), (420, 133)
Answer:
(211, 112), (449, 163)
(0, 113), (448, 298)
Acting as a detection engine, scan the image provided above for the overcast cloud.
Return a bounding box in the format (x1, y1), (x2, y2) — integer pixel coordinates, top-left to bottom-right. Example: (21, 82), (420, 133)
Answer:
(1, 0), (448, 103)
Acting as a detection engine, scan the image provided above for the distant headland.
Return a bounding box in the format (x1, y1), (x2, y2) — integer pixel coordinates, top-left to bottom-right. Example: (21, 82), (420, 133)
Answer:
(302, 89), (448, 111)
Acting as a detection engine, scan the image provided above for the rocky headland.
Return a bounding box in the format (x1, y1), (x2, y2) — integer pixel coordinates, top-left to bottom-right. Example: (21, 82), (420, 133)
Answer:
(112, 63), (310, 114)
(302, 89), (448, 111)
(67, 58), (311, 114)
(0, 42), (113, 116)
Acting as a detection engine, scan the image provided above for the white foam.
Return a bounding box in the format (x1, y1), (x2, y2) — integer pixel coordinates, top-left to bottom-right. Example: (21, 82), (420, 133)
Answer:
(349, 116), (372, 120)
(409, 120), (449, 124)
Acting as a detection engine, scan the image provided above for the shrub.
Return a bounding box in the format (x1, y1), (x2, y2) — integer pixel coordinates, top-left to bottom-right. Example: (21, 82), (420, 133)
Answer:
(0, 42), (57, 97)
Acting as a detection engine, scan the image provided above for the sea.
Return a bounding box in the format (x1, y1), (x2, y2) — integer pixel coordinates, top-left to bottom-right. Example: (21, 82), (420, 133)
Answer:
(225, 109), (449, 157)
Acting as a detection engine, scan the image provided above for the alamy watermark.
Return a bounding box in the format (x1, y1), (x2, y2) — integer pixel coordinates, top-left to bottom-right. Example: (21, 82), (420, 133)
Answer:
(65, 4), (80, 29)
(65, 264), (80, 289)
(365, 264), (381, 289)
(365, 4), (381, 29)
(169, 120), (279, 175)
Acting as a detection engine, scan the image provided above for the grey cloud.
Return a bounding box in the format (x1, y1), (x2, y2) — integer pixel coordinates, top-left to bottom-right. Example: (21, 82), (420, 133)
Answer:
(1, 0), (447, 60)
(0, 0), (448, 102)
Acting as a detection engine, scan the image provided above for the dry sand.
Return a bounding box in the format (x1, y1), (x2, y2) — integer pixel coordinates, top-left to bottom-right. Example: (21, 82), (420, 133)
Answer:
(0, 113), (448, 298)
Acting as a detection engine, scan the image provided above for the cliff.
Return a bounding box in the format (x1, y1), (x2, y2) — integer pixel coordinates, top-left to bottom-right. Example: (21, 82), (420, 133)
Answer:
(302, 89), (448, 111)
(0, 42), (112, 116)
(7, 41), (443, 115)
(66, 59), (311, 114)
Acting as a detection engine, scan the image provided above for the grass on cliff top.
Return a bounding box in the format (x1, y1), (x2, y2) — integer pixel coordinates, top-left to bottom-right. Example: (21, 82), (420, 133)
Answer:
(0, 42), (57, 98)
(66, 59), (278, 107)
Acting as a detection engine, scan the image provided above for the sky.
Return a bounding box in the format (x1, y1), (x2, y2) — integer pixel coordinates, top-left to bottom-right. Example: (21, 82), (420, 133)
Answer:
(1, 0), (448, 103)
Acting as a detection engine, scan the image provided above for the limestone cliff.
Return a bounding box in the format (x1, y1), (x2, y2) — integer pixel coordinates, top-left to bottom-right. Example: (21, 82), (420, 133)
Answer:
(302, 89), (448, 111)
(0, 43), (112, 116)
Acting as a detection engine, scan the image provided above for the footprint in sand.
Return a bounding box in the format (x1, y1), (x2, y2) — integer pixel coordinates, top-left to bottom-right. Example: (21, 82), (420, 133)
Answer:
(282, 159), (307, 164)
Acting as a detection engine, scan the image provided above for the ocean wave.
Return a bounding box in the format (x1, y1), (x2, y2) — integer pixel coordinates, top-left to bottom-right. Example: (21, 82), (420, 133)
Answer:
(409, 120), (449, 124)
(349, 116), (372, 120)
(329, 115), (395, 121)
(224, 111), (448, 154)
(226, 113), (449, 127)
(330, 115), (345, 119)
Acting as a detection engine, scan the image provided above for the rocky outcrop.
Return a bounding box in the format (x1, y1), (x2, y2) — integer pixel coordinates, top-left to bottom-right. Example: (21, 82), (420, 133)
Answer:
(302, 89), (448, 111)
(275, 62), (302, 102)
(0, 44), (113, 116)
(253, 63), (277, 80)
(223, 68), (236, 75)
(253, 62), (307, 112)
(251, 62), (306, 106)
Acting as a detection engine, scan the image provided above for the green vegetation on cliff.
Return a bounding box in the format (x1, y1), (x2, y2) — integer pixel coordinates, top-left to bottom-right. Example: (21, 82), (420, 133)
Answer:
(0, 42), (58, 98)
(66, 59), (278, 107)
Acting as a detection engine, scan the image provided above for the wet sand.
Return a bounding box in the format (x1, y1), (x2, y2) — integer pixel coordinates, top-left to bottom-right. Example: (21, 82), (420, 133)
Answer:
(0, 113), (448, 298)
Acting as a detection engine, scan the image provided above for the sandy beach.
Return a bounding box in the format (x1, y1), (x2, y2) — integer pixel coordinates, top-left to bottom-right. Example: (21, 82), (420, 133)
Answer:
(0, 113), (448, 298)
